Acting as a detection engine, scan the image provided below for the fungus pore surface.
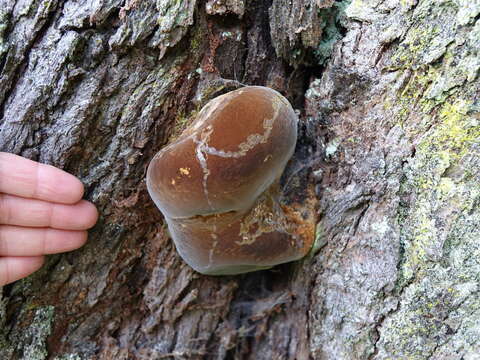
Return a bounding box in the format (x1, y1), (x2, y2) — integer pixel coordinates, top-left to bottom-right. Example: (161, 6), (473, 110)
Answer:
(147, 86), (314, 275)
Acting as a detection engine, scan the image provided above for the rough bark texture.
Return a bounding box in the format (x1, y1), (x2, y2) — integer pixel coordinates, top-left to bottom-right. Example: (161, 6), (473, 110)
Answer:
(0, 0), (479, 359)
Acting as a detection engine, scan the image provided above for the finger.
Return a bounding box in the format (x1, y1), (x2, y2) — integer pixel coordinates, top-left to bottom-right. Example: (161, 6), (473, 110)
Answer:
(0, 152), (84, 204)
(0, 195), (98, 230)
(0, 256), (44, 286)
(0, 225), (88, 256)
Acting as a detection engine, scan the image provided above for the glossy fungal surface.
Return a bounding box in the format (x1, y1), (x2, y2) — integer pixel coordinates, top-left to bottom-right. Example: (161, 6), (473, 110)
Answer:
(147, 86), (314, 275)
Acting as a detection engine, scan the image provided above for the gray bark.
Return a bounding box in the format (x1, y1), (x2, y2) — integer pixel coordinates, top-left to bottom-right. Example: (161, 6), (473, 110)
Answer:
(0, 0), (479, 359)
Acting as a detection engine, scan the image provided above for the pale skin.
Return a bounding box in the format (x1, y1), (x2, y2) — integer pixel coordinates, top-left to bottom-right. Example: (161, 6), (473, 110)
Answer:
(0, 152), (98, 286)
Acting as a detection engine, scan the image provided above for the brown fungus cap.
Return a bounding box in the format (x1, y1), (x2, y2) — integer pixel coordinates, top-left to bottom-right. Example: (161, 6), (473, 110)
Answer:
(147, 86), (298, 219)
(146, 86), (312, 275)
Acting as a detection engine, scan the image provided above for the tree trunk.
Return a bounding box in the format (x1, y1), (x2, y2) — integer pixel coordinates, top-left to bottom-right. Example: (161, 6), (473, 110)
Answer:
(1, 0), (479, 359)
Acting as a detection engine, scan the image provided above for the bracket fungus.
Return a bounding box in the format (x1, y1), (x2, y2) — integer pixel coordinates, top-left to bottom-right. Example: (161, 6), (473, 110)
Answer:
(147, 86), (314, 275)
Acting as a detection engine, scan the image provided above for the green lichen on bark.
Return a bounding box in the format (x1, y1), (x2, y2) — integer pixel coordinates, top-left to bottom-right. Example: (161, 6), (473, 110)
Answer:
(377, 0), (480, 357)
(398, 99), (479, 283)
(389, 95), (479, 358)
(314, 0), (350, 65)
(307, 0), (479, 358)
(0, 304), (55, 360)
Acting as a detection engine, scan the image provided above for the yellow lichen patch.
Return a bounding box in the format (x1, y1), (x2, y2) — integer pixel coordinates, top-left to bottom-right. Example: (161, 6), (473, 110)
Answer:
(434, 100), (478, 159)
(438, 177), (455, 198)
(416, 99), (477, 163)
(398, 98), (479, 285)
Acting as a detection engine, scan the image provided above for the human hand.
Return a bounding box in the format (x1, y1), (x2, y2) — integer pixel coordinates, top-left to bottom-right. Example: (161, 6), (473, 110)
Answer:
(0, 152), (98, 286)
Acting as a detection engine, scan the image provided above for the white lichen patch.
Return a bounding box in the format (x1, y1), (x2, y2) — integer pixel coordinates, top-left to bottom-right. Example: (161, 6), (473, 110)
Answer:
(325, 138), (341, 157)
(455, 0), (480, 25)
(345, 0), (382, 22)
(371, 218), (391, 237)
(53, 355), (82, 360)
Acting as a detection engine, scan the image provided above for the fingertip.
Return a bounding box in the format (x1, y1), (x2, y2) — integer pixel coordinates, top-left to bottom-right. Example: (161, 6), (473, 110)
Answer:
(0, 226), (89, 256)
(65, 230), (88, 252)
(68, 175), (85, 203)
(46, 164), (85, 204)
(44, 229), (89, 254)
(45, 199), (99, 231)
(29, 255), (46, 270)
(0, 256), (45, 286)
(77, 230), (89, 248)
(81, 200), (99, 229)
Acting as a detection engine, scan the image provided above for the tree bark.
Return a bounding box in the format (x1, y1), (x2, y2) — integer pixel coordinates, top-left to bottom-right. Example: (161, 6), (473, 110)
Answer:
(0, 0), (479, 359)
